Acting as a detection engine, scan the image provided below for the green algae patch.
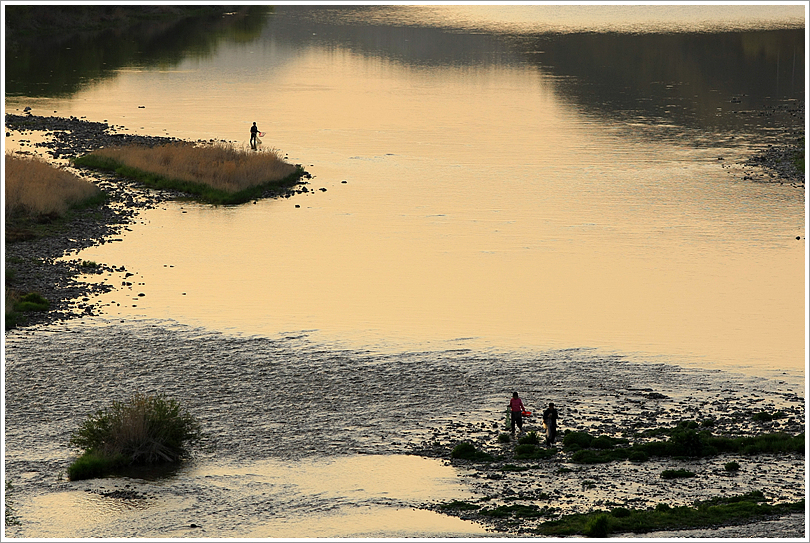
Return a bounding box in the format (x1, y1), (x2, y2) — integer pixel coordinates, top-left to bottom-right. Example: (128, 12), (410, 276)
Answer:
(451, 442), (494, 462)
(536, 491), (805, 537)
(564, 424), (804, 464)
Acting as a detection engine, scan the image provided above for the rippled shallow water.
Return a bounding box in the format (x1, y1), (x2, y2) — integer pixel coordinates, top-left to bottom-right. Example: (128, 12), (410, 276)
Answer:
(4, 317), (805, 537)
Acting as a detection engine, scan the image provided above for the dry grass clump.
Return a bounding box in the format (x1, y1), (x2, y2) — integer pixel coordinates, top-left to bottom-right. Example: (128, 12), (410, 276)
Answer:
(88, 142), (297, 193)
(4, 153), (101, 218)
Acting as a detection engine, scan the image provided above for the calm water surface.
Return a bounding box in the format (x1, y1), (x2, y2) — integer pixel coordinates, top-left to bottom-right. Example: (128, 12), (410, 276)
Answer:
(3, 4), (807, 538)
(9, 5), (803, 375)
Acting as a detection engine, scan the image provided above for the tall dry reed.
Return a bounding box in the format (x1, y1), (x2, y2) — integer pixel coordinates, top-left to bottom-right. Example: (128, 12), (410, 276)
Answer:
(89, 142), (297, 193)
(4, 153), (100, 218)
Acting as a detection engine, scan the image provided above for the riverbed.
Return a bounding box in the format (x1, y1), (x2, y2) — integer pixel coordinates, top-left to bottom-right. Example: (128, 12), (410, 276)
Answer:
(4, 4), (807, 539)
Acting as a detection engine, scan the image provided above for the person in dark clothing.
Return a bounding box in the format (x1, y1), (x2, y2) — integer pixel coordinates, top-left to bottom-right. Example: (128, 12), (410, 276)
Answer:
(509, 391), (526, 435)
(250, 122), (259, 148)
(542, 402), (559, 446)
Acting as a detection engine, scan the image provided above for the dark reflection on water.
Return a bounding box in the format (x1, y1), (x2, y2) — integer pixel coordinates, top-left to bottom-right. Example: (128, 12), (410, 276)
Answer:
(260, 6), (803, 135)
(6, 4), (803, 137)
(3, 5), (273, 97)
(519, 29), (805, 132)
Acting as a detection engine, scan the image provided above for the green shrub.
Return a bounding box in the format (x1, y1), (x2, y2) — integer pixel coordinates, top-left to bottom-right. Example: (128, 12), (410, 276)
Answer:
(518, 431), (541, 445)
(724, 461), (741, 472)
(497, 433), (511, 443)
(583, 513), (611, 537)
(563, 431), (593, 450)
(13, 292), (49, 312)
(610, 507), (632, 518)
(661, 469), (695, 479)
(537, 492), (805, 537)
(5, 481), (20, 527)
(514, 443), (558, 460)
(69, 393), (201, 480)
(451, 441), (494, 461)
(752, 412), (774, 422)
(628, 450), (648, 462)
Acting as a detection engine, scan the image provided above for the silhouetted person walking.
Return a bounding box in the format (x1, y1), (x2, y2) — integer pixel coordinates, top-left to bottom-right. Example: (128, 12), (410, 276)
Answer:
(542, 402), (559, 446)
(509, 391), (526, 435)
(250, 122), (259, 148)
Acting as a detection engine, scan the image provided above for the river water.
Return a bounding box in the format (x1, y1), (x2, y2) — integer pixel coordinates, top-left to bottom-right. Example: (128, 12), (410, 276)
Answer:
(3, 4), (807, 538)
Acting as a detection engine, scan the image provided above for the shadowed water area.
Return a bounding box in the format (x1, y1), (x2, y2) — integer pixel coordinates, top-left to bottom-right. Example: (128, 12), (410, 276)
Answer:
(3, 4), (807, 538)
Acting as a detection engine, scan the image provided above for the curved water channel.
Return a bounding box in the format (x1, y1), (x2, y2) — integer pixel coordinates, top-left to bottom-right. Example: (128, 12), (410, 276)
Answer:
(4, 4), (807, 538)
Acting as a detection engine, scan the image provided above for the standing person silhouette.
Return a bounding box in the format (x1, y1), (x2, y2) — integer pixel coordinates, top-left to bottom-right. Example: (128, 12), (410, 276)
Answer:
(542, 402), (559, 446)
(509, 391), (526, 435)
(250, 122), (259, 149)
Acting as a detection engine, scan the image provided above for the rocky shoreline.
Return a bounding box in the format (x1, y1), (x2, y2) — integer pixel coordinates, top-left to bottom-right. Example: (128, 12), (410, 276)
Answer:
(4, 113), (311, 327)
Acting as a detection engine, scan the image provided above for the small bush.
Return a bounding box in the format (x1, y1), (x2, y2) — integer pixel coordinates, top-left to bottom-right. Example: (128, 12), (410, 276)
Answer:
(583, 513), (611, 537)
(497, 433), (511, 443)
(481, 504), (545, 519)
(563, 431), (593, 450)
(661, 469), (696, 479)
(628, 450), (648, 462)
(450, 442), (494, 461)
(514, 443), (557, 460)
(13, 292), (49, 312)
(518, 431), (541, 445)
(69, 393), (201, 480)
(5, 481), (20, 527)
(724, 461), (741, 472)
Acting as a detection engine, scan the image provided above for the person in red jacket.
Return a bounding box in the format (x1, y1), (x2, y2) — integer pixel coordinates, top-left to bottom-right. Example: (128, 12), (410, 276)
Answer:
(509, 391), (526, 435)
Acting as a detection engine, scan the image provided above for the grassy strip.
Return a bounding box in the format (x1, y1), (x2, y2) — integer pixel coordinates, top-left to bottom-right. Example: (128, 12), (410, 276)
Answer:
(536, 491), (805, 537)
(5, 290), (50, 330)
(5, 153), (103, 219)
(68, 393), (201, 480)
(563, 423), (804, 464)
(72, 143), (305, 205)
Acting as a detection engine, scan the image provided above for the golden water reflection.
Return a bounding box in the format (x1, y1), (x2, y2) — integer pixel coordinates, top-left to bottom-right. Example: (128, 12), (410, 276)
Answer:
(12, 456), (485, 538)
(9, 25), (801, 378)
